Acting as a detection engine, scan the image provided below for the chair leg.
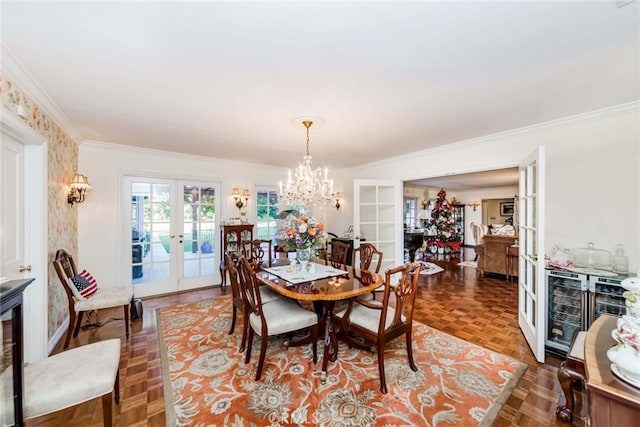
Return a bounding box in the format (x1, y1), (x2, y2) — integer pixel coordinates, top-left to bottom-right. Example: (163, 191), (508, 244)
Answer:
(64, 310), (78, 349)
(255, 333), (269, 381)
(229, 305), (237, 335)
(123, 304), (130, 339)
(377, 347), (387, 394)
(101, 392), (113, 427)
(114, 369), (120, 403)
(239, 311), (249, 353)
(405, 331), (418, 372)
(245, 329), (254, 364)
(72, 311), (84, 338)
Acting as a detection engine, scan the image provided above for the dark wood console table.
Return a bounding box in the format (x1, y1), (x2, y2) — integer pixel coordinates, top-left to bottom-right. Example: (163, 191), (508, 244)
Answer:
(585, 314), (640, 426)
(1, 277), (35, 426)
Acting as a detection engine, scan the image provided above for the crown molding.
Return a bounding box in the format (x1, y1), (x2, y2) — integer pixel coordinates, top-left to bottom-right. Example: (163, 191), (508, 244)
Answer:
(1, 42), (83, 142)
(349, 100), (640, 173)
(82, 139), (287, 171)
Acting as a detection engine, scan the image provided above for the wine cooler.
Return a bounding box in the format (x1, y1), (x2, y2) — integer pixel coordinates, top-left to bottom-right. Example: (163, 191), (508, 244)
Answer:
(588, 274), (627, 327)
(545, 269), (589, 357)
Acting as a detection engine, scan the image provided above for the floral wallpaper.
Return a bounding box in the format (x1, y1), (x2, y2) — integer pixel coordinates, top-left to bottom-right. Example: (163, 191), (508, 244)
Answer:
(1, 74), (78, 342)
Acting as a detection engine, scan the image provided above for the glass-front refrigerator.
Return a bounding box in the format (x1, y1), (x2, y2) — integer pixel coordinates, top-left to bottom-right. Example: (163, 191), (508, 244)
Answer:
(588, 274), (627, 327)
(545, 269), (589, 357)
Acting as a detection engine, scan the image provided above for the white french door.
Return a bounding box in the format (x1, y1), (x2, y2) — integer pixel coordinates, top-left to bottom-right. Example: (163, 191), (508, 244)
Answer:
(518, 146), (546, 363)
(353, 179), (403, 274)
(1, 111), (47, 362)
(123, 176), (220, 297)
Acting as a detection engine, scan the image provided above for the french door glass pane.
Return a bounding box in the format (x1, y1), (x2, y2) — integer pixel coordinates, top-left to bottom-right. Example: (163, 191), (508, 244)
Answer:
(182, 185), (216, 278)
(256, 188), (279, 241)
(132, 182), (171, 284)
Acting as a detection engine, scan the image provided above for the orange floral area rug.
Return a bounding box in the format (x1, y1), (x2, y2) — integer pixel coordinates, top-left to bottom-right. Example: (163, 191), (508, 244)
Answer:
(157, 295), (527, 426)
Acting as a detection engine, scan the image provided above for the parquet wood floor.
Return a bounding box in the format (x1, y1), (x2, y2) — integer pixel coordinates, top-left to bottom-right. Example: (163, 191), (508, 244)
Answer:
(28, 248), (588, 426)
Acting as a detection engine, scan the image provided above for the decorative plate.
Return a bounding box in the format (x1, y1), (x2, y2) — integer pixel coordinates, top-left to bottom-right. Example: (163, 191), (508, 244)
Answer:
(611, 363), (640, 389)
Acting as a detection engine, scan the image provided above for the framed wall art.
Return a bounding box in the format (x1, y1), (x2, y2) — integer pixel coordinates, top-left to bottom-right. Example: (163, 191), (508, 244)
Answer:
(500, 202), (514, 216)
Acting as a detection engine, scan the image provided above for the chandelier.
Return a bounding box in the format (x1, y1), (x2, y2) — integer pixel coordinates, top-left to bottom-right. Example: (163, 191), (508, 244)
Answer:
(279, 120), (336, 208)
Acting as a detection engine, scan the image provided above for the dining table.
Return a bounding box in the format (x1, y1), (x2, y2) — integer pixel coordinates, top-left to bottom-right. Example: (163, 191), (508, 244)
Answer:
(256, 261), (383, 382)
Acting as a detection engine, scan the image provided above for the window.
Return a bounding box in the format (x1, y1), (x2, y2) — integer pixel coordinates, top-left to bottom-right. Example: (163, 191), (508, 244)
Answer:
(404, 198), (417, 229)
(255, 187), (280, 241)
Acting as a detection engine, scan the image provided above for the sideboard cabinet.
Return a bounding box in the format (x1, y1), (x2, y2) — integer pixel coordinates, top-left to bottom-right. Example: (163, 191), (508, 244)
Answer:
(585, 314), (640, 426)
(219, 224), (253, 291)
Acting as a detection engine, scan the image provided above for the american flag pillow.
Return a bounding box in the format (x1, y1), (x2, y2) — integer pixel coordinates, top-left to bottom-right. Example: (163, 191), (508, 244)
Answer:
(70, 269), (98, 299)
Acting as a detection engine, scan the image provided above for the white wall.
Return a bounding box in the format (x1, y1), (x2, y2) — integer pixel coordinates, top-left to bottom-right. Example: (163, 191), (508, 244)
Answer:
(78, 142), (292, 287)
(336, 103), (640, 272)
(79, 103), (639, 281)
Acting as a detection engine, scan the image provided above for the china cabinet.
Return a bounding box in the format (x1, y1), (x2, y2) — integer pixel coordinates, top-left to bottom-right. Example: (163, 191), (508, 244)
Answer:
(219, 224), (253, 291)
(452, 203), (465, 244)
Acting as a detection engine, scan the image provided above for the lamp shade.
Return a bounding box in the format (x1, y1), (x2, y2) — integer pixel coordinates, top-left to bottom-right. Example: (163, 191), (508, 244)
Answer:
(70, 174), (91, 190)
(417, 209), (430, 220)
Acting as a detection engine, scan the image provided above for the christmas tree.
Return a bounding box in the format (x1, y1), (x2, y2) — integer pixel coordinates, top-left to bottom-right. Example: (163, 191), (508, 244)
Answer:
(429, 189), (460, 244)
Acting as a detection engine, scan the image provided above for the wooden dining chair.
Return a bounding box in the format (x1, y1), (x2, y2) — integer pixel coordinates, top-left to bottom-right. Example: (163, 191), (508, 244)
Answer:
(353, 243), (384, 300)
(229, 253), (282, 353)
(335, 262), (421, 394)
(53, 249), (133, 349)
(245, 239), (274, 270)
(226, 252), (248, 351)
(239, 257), (319, 380)
(325, 240), (350, 270)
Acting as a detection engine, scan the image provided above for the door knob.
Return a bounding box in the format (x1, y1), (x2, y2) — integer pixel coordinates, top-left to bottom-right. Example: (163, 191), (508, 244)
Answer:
(18, 265), (32, 272)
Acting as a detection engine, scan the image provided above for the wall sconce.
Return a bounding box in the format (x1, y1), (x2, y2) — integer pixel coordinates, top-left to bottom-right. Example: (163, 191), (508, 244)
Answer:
(232, 188), (250, 211)
(468, 201), (480, 211)
(333, 192), (342, 210)
(67, 174), (92, 206)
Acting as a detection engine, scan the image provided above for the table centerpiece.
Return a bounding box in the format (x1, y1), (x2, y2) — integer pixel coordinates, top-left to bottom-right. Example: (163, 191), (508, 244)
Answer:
(281, 215), (328, 269)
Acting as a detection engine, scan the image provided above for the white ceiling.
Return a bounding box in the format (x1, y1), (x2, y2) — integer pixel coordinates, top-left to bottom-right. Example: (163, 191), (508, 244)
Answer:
(2, 1), (639, 178)
(406, 167), (519, 190)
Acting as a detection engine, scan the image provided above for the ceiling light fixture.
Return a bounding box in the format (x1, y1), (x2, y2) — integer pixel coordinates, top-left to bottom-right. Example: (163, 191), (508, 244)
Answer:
(279, 120), (336, 208)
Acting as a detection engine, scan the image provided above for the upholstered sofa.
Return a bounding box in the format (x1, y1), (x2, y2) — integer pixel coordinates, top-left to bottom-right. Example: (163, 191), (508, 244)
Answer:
(474, 225), (518, 277)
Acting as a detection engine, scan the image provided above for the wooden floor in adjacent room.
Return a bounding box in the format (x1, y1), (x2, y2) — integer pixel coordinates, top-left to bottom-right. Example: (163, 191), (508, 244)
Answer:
(30, 247), (588, 426)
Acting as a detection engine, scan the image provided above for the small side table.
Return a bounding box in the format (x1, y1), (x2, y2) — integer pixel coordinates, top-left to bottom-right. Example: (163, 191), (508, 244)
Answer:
(556, 331), (587, 422)
(505, 245), (519, 280)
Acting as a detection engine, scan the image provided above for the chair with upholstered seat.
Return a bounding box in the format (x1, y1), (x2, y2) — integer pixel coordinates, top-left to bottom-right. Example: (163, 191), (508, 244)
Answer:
(470, 222), (485, 261)
(335, 262), (421, 394)
(227, 252), (281, 353)
(23, 338), (121, 426)
(240, 257), (319, 380)
(53, 249), (133, 349)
